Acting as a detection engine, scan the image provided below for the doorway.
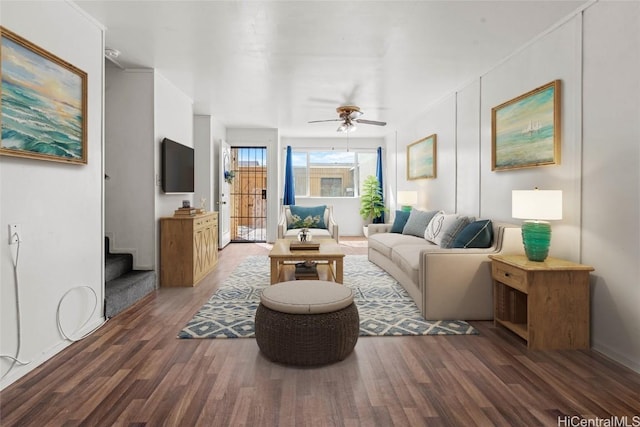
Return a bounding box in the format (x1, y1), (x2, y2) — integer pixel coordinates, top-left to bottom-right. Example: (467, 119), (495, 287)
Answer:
(230, 147), (267, 242)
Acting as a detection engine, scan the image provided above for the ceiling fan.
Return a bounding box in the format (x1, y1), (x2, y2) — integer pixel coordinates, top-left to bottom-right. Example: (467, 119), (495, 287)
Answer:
(308, 105), (387, 133)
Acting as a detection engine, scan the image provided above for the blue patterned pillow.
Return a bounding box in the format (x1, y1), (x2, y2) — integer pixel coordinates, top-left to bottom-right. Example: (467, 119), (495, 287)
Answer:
(390, 210), (411, 233)
(402, 209), (440, 238)
(451, 220), (493, 248)
(287, 205), (327, 229)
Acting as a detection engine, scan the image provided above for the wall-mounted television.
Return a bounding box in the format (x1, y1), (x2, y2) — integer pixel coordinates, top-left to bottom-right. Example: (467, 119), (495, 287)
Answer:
(161, 138), (194, 193)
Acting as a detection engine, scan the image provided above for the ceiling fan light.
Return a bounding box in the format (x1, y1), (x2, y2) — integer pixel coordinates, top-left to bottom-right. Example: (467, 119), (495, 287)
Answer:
(337, 122), (357, 133)
(349, 110), (363, 119)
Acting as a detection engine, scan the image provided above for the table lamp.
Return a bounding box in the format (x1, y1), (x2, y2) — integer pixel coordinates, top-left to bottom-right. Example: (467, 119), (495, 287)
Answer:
(512, 189), (562, 262)
(397, 191), (418, 212)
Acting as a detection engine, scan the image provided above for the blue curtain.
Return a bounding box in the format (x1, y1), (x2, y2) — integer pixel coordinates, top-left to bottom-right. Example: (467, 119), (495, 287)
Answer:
(283, 145), (295, 205)
(374, 146), (385, 223)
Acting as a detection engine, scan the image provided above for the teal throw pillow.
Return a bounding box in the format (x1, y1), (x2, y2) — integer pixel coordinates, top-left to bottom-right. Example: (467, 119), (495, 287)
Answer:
(390, 210), (411, 233)
(402, 209), (439, 238)
(451, 220), (493, 248)
(287, 205), (327, 229)
(440, 216), (474, 248)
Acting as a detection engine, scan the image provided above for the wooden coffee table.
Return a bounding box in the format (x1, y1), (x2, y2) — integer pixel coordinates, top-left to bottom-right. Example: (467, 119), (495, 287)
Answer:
(269, 239), (345, 284)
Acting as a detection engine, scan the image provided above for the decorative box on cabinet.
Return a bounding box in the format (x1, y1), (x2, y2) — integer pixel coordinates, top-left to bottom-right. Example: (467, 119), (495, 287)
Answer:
(489, 254), (594, 350)
(160, 212), (218, 287)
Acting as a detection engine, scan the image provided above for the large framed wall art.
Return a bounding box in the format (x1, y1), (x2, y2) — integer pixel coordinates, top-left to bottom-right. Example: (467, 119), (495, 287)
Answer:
(1, 26), (88, 164)
(407, 134), (437, 180)
(491, 80), (561, 171)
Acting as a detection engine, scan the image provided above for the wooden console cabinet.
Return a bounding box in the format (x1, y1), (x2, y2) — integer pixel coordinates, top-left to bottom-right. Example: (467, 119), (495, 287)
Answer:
(160, 212), (218, 287)
(489, 254), (593, 350)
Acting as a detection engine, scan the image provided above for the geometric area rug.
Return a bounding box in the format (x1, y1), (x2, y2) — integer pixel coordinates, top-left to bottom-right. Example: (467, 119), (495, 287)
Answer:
(178, 255), (478, 339)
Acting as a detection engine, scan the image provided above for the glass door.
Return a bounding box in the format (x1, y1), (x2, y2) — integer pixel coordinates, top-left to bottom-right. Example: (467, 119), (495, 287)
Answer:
(229, 147), (267, 242)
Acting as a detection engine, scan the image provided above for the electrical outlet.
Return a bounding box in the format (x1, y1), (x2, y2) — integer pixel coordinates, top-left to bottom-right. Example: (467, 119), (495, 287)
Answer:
(9, 224), (21, 244)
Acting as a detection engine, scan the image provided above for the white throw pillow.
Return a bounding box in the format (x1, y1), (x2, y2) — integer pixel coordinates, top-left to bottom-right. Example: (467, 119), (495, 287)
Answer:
(424, 213), (460, 246)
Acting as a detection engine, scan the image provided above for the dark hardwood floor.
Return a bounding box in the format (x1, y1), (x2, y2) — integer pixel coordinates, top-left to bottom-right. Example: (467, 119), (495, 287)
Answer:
(1, 238), (639, 426)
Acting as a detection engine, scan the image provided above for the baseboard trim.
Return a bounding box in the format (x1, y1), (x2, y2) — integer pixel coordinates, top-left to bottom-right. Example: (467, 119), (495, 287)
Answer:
(0, 316), (106, 390)
(592, 341), (640, 374)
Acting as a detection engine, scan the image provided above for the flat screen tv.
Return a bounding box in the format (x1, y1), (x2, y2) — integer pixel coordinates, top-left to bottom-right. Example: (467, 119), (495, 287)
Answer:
(161, 138), (194, 193)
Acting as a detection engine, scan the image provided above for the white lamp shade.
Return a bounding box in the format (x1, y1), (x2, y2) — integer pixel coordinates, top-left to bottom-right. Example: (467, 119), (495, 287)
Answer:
(397, 191), (418, 206)
(512, 190), (563, 220)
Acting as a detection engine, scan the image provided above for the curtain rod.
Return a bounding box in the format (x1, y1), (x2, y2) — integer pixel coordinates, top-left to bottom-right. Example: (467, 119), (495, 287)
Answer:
(282, 146), (384, 151)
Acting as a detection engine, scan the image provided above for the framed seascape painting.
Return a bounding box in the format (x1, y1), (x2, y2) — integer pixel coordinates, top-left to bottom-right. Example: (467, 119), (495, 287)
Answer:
(407, 134), (437, 180)
(491, 80), (561, 171)
(1, 26), (88, 164)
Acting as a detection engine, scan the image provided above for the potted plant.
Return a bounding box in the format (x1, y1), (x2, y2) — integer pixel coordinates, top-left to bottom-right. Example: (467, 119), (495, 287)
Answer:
(224, 170), (235, 184)
(359, 175), (387, 237)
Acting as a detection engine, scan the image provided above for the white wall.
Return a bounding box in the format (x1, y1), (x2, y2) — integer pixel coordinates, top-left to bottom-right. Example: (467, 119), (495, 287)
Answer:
(386, 2), (640, 372)
(194, 116), (214, 212)
(456, 80), (481, 218)
(280, 136), (386, 236)
(104, 69), (193, 270)
(392, 15), (582, 257)
(194, 115), (226, 212)
(480, 15), (582, 261)
(396, 96), (457, 213)
(154, 73), (194, 220)
(581, 1), (640, 373)
(104, 69), (154, 268)
(227, 128), (279, 242)
(0, 2), (104, 388)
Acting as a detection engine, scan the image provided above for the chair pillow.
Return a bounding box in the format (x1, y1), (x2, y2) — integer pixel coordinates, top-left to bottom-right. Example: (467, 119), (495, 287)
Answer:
(440, 216), (475, 248)
(451, 220), (494, 248)
(287, 205), (327, 229)
(390, 210), (411, 233)
(402, 209), (440, 238)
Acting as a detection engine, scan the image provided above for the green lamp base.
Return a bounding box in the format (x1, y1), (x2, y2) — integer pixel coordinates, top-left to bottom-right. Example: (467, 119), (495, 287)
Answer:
(521, 221), (551, 262)
(401, 205), (412, 212)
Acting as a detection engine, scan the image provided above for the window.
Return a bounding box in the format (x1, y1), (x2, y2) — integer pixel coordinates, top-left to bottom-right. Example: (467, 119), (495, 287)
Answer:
(320, 177), (342, 197)
(292, 152), (308, 197)
(288, 150), (377, 197)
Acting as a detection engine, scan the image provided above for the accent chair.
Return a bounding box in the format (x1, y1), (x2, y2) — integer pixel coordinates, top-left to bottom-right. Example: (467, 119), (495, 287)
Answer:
(277, 204), (339, 242)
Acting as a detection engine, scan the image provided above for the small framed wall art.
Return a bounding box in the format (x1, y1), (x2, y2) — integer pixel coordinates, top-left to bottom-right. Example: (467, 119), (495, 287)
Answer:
(407, 134), (437, 180)
(491, 80), (561, 171)
(1, 26), (88, 164)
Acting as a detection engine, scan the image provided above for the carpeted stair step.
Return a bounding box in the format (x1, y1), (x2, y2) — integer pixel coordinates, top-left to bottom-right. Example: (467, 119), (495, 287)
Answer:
(105, 270), (156, 318)
(105, 253), (133, 282)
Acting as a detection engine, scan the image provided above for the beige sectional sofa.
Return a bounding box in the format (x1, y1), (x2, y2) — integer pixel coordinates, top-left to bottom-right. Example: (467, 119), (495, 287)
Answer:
(367, 221), (522, 320)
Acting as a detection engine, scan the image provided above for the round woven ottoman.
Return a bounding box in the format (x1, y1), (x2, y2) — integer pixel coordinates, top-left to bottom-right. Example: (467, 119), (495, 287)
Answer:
(255, 280), (359, 366)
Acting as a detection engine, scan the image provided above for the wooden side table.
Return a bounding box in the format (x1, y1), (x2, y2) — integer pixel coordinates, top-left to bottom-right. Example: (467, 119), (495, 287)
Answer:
(489, 254), (594, 350)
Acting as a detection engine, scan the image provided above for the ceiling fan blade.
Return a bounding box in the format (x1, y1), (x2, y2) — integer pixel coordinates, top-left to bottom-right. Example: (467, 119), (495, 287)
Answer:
(355, 119), (387, 126)
(308, 119), (341, 123)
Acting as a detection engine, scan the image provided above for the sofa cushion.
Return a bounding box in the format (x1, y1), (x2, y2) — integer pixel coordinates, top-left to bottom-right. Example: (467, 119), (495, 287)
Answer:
(287, 205), (327, 229)
(283, 228), (332, 239)
(402, 209), (439, 238)
(261, 281), (354, 314)
(390, 210), (411, 233)
(368, 232), (425, 258)
(452, 219), (494, 248)
(390, 245), (422, 285)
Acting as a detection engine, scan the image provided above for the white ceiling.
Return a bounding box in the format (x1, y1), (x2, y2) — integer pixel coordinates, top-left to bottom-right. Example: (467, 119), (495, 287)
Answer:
(75, 0), (586, 138)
